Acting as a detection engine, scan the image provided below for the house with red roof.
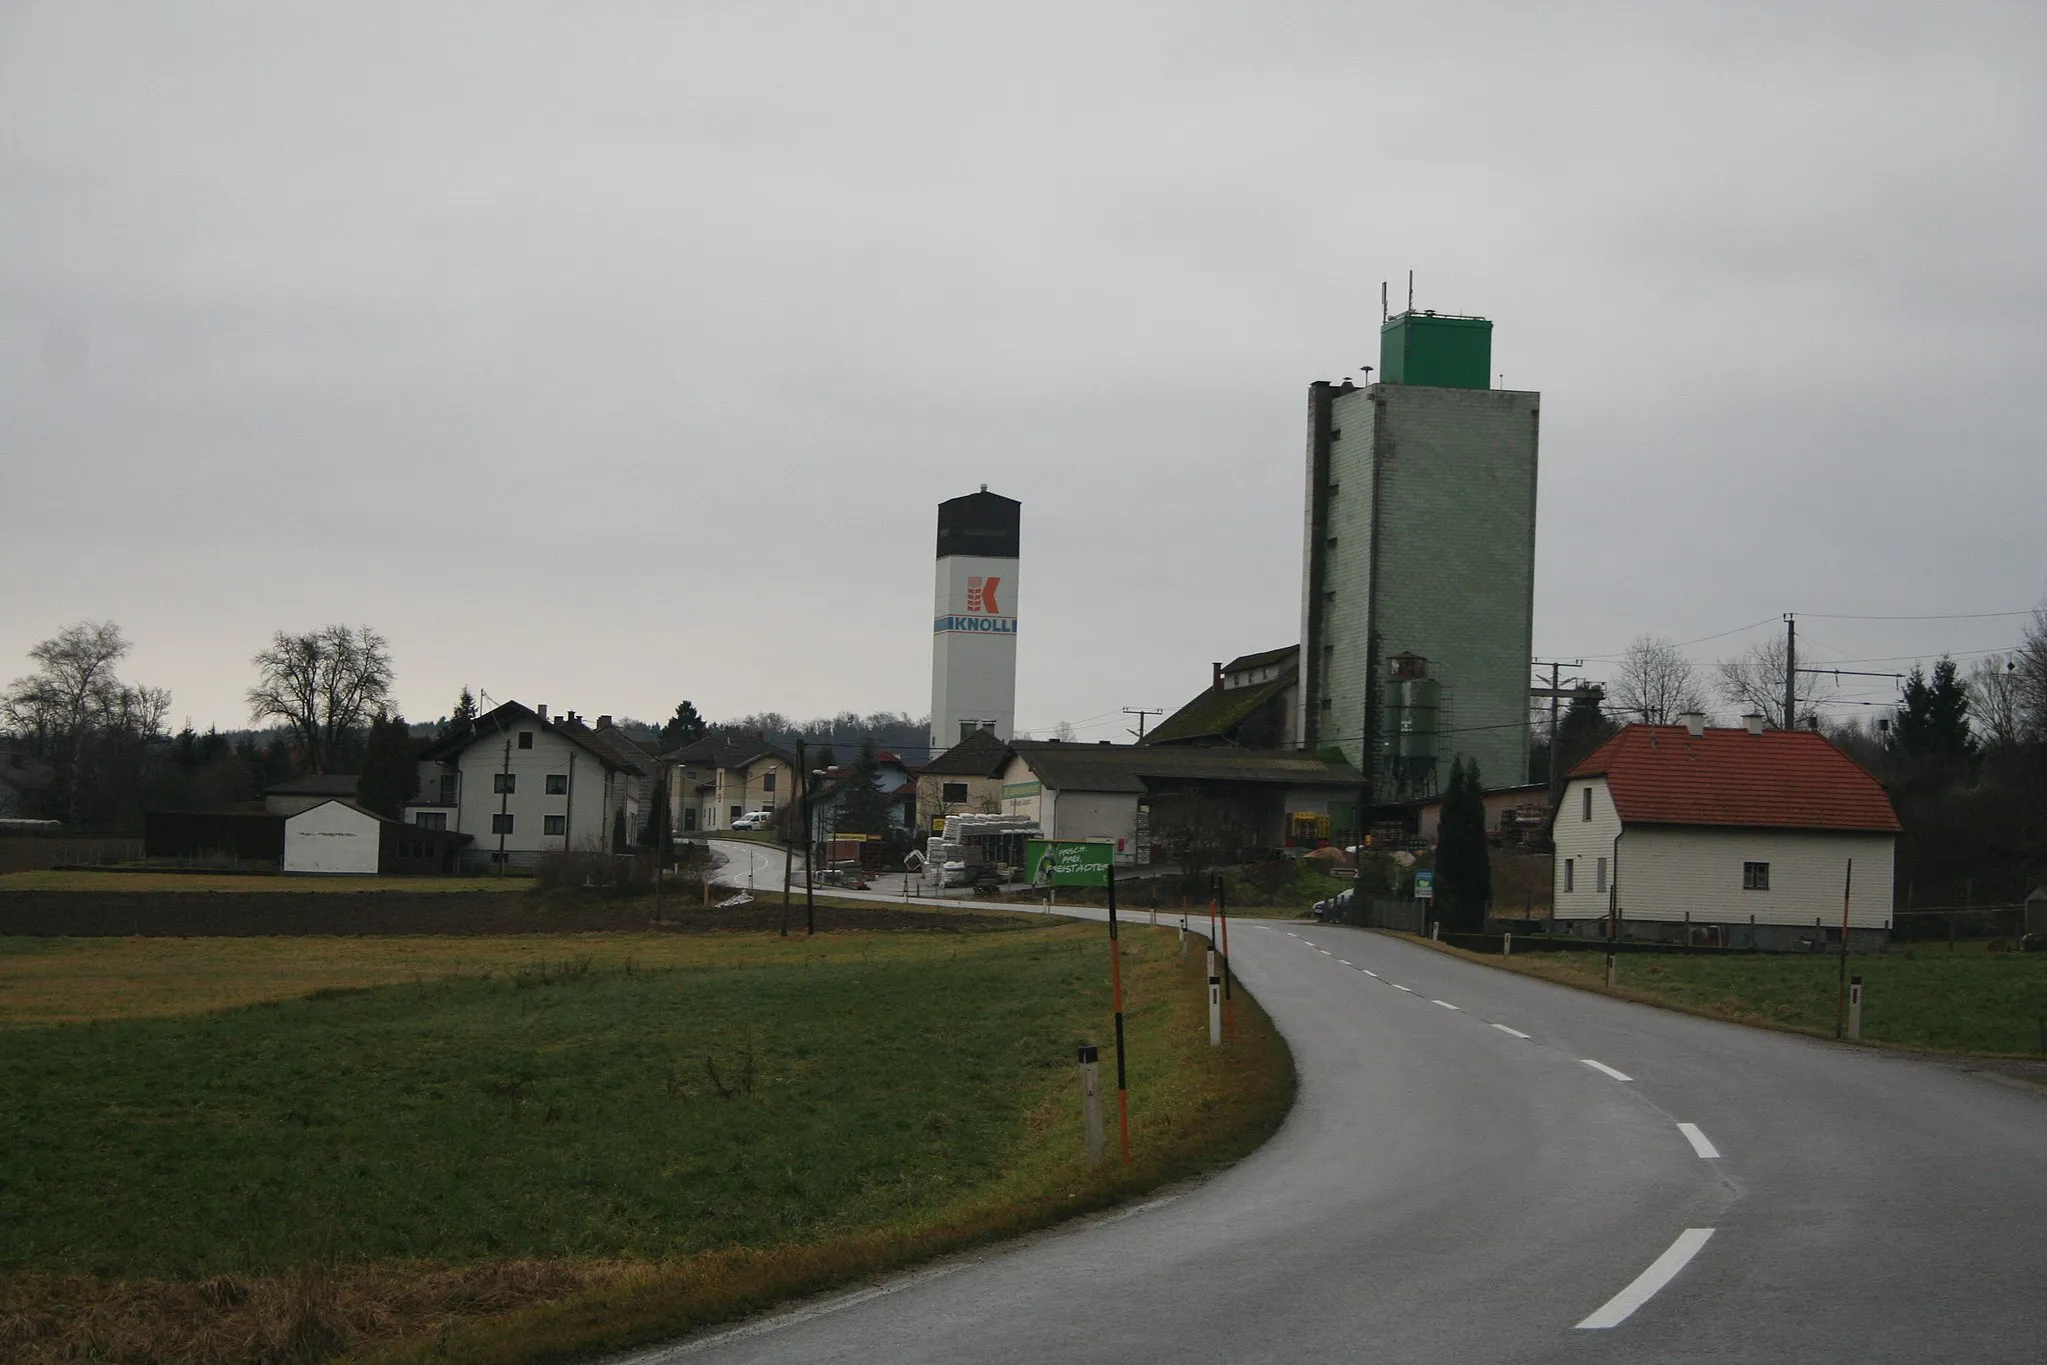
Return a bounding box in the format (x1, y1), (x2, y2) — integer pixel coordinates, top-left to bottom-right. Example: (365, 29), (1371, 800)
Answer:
(1554, 713), (1900, 950)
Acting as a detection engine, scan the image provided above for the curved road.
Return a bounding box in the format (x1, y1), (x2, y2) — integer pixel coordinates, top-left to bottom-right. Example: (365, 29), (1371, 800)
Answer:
(654, 857), (2047, 1362)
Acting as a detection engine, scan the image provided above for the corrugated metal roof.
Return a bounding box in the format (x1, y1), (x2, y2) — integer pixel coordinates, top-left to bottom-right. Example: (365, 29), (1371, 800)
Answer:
(1569, 725), (1900, 833)
(1012, 741), (1358, 794)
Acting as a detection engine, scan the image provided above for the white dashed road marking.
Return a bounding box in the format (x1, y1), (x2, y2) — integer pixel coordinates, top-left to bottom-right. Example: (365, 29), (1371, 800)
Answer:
(1362, 970), (1378, 978)
(1575, 1228), (1716, 1329)
(1432, 1000), (1460, 1010)
(1491, 1024), (1531, 1039)
(1676, 1123), (1721, 1159)
(1582, 1059), (1633, 1082)
(1391, 984), (1414, 993)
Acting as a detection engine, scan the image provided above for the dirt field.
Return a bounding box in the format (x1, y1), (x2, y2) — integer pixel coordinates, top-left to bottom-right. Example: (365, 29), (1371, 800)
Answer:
(0, 891), (1031, 937)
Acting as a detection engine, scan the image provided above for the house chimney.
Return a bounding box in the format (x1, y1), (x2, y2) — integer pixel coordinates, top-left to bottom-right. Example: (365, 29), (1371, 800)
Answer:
(1213, 661), (1224, 690)
(1680, 711), (1706, 739)
(537, 704), (548, 722)
(597, 715), (611, 729)
(1742, 712), (1764, 736)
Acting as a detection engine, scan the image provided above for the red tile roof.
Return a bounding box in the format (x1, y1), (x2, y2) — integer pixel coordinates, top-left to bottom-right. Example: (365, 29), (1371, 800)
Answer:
(1569, 725), (1900, 833)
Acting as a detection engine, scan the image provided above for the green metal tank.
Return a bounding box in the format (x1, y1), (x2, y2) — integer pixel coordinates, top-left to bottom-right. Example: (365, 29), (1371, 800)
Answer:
(1379, 312), (1492, 389)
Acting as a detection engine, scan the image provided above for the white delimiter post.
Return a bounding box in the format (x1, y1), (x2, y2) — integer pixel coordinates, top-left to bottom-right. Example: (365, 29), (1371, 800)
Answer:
(929, 488), (1021, 756)
(1208, 949), (1222, 1047)
(1848, 976), (1864, 1040)
(1077, 1044), (1104, 1167)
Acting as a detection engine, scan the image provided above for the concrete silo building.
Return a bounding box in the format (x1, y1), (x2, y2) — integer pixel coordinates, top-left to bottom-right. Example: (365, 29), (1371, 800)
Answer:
(1297, 309), (1539, 806)
(930, 487), (1020, 756)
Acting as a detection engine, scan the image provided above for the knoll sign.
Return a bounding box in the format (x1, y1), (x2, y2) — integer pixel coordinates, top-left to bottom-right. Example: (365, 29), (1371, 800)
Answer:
(1026, 839), (1112, 888)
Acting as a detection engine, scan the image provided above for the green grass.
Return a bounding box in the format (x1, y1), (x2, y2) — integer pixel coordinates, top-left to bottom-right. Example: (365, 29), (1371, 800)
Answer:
(0, 870), (526, 892)
(0, 926), (1294, 1362)
(1474, 941), (2047, 1055)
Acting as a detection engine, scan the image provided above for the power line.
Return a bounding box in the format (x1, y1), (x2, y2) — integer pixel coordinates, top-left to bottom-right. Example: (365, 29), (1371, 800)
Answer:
(1801, 609), (2037, 622)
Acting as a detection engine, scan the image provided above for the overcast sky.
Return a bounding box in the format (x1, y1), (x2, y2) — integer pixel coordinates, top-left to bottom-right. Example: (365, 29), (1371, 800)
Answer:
(5, 1), (2043, 748)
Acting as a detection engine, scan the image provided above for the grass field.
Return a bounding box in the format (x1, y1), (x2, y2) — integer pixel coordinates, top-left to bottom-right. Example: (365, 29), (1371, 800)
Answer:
(0, 921), (1292, 1363)
(1454, 940), (2047, 1055)
(0, 870), (527, 893)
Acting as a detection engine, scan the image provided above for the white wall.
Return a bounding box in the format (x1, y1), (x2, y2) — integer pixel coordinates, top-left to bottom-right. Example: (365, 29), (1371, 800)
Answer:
(931, 552), (1019, 751)
(1046, 791), (1141, 861)
(284, 801), (381, 875)
(1625, 827), (1894, 929)
(1553, 777), (1623, 919)
(446, 724), (621, 857)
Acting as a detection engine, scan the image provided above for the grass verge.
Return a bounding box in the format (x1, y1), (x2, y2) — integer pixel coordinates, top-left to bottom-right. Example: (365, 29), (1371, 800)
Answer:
(1409, 934), (2047, 1056)
(0, 870), (527, 893)
(0, 924), (1292, 1363)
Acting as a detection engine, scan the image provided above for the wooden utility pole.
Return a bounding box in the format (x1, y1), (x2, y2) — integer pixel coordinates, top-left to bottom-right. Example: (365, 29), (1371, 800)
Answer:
(796, 737), (815, 935)
(1122, 707), (1162, 741)
(1783, 613), (1797, 730)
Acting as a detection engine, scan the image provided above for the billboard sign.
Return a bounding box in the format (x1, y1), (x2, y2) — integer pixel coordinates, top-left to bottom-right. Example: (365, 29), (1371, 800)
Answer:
(1414, 868), (1435, 900)
(1026, 839), (1112, 888)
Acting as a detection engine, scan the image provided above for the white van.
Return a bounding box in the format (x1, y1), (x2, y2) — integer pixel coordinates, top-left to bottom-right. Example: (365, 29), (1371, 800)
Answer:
(730, 811), (776, 831)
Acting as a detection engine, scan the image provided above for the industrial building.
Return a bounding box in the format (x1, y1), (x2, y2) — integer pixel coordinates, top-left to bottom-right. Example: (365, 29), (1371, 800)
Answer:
(1297, 307), (1539, 813)
(929, 486), (1020, 755)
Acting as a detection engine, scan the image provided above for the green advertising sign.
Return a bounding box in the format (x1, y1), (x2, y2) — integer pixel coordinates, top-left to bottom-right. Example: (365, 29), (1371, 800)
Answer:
(1025, 838), (1112, 888)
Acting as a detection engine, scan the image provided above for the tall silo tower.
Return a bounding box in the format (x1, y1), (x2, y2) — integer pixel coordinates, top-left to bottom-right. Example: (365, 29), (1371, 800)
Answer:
(930, 486), (1020, 757)
(1297, 308), (1539, 807)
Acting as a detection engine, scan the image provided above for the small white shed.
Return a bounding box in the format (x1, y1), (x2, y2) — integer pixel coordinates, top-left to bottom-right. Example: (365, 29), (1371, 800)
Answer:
(283, 799), (383, 875)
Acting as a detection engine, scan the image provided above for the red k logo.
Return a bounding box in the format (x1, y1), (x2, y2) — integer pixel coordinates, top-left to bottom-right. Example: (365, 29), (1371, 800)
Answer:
(968, 577), (1002, 614)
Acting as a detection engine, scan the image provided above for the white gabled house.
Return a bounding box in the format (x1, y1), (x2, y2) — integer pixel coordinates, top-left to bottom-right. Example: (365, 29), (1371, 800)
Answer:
(1554, 713), (1901, 950)
(406, 702), (654, 871)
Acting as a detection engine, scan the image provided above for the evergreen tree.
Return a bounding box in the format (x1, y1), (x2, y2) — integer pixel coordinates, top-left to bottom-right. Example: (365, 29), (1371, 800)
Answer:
(1889, 657), (1976, 779)
(439, 687), (478, 738)
(358, 713), (421, 818)
(639, 778), (673, 865)
(658, 701), (708, 752)
(833, 738), (892, 836)
(1434, 758), (1492, 932)
(813, 745), (838, 773)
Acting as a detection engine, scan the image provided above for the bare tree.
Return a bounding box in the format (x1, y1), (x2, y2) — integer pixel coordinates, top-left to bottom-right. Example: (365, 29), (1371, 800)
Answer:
(2, 621), (170, 822)
(1609, 635), (1709, 724)
(1716, 636), (1836, 730)
(1967, 653), (2029, 749)
(247, 624), (395, 773)
(2017, 607), (2047, 740)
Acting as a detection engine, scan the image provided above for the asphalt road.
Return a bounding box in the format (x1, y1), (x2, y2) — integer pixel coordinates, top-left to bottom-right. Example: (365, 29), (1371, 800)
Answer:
(649, 872), (2047, 1363)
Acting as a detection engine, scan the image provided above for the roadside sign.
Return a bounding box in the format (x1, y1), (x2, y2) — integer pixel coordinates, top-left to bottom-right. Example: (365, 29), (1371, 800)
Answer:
(1414, 868), (1435, 900)
(1026, 838), (1112, 887)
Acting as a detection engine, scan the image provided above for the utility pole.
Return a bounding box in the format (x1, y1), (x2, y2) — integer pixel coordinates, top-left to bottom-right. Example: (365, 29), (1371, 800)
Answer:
(1783, 613), (1796, 731)
(1122, 707), (1162, 741)
(496, 733), (511, 875)
(795, 737), (815, 935)
(1531, 659), (1586, 809)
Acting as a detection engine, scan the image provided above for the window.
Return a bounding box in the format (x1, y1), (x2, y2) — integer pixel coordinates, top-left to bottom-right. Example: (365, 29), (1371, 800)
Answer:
(545, 774), (568, 795)
(730, 805), (743, 821)
(544, 814), (567, 836)
(1596, 857), (1608, 894)
(438, 774), (457, 804)
(1743, 862), (1770, 890)
(1563, 858), (1575, 892)
(762, 772), (777, 793)
(517, 731), (533, 750)
(414, 811), (447, 831)
(493, 772), (516, 794)
(491, 813), (515, 834)
(1581, 786), (1593, 821)
(942, 782), (969, 804)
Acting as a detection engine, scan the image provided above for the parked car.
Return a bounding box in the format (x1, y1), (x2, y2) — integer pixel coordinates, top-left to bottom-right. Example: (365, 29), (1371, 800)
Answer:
(816, 867), (869, 890)
(1313, 888), (1354, 922)
(730, 811), (775, 831)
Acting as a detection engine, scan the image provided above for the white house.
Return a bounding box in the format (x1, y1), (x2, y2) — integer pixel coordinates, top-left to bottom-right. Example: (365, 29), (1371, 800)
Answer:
(996, 741), (1362, 865)
(407, 701), (653, 871)
(283, 799), (383, 875)
(1554, 714), (1901, 950)
(663, 735), (796, 834)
